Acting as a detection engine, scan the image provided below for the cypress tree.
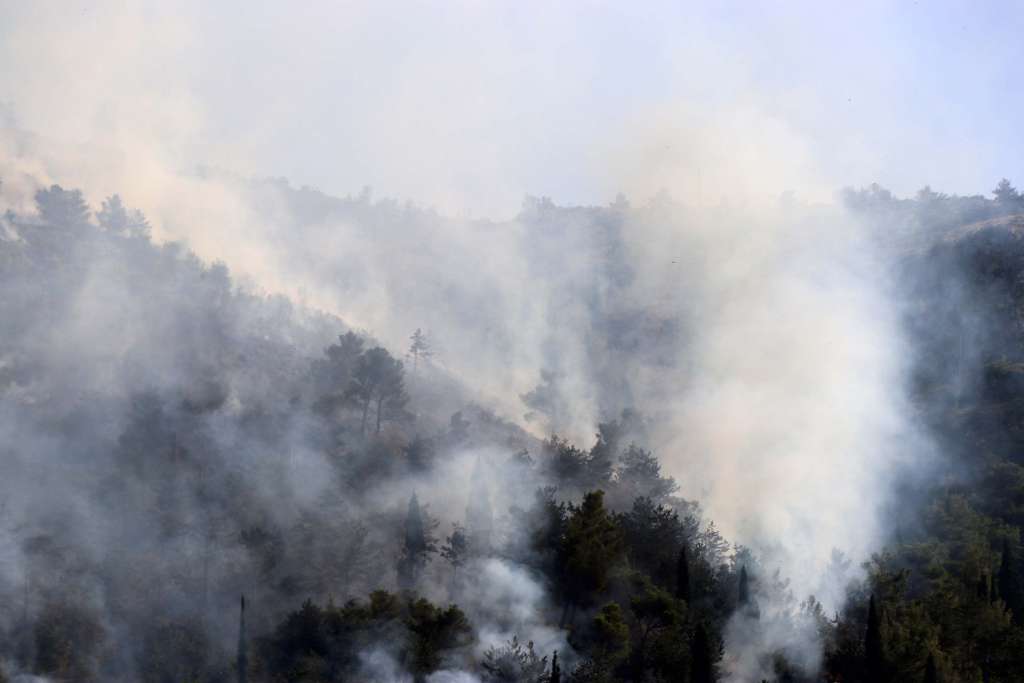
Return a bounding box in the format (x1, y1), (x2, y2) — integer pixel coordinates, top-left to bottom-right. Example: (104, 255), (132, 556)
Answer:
(676, 544), (691, 603)
(998, 539), (1024, 625)
(923, 651), (938, 683)
(550, 650), (561, 683)
(865, 594), (885, 682)
(399, 493), (429, 588)
(690, 622), (714, 683)
(738, 565), (750, 606)
(976, 573), (989, 601)
(237, 594), (248, 683)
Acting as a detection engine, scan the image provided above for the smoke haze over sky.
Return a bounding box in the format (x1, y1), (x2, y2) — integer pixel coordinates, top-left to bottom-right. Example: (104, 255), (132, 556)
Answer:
(1, 0), (1021, 216)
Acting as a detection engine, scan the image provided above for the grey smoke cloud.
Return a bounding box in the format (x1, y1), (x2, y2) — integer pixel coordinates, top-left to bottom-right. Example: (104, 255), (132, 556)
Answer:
(0, 1), (996, 678)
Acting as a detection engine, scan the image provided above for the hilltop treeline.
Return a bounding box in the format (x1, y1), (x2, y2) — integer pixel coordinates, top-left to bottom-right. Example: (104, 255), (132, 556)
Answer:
(2, 181), (1024, 681)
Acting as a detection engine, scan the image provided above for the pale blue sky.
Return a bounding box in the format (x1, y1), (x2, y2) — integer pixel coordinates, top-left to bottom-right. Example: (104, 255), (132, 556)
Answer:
(1, 1), (1022, 214)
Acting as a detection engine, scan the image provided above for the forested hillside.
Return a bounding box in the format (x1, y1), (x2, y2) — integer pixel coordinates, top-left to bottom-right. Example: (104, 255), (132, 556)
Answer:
(2, 179), (1024, 682)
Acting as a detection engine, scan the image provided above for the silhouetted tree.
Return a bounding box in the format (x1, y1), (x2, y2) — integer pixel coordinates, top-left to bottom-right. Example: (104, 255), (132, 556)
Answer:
(347, 346), (408, 435)
(550, 650), (560, 683)
(738, 565), (750, 606)
(865, 594), (886, 681)
(993, 178), (1021, 203)
(690, 622), (714, 683)
(313, 331), (365, 416)
(676, 543), (691, 603)
(34, 184), (90, 227)
(561, 490), (623, 622)
(398, 494), (436, 589)
(97, 194), (150, 237)
(408, 328), (433, 375)
(615, 444), (679, 503)
(440, 522), (469, 589)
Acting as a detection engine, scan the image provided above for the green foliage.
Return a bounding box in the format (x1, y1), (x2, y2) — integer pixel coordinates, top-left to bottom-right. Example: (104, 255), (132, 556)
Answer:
(590, 603), (630, 663)
(864, 594), (886, 682)
(562, 491), (624, 606)
(481, 635), (548, 682)
(676, 543), (691, 604)
(259, 592), (471, 682)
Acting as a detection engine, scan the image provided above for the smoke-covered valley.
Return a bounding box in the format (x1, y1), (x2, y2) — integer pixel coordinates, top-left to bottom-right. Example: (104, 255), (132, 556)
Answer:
(3, 3), (1024, 682)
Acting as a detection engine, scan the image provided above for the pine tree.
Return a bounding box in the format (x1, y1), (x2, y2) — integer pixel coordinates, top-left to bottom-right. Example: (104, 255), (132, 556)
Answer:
(993, 178), (1021, 203)
(550, 650), (561, 683)
(923, 651), (938, 683)
(398, 494), (434, 588)
(676, 543), (691, 603)
(865, 594), (885, 681)
(738, 565), (750, 606)
(690, 622), (714, 683)
(237, 595), (248, 683)
(408, 328), (433, 375)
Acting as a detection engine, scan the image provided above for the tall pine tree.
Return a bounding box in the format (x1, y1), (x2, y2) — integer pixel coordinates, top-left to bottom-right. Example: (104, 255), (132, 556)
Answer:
(676, 544), (691, 604)
(399, 494), (431, 589)
(923, 651), (938, 683)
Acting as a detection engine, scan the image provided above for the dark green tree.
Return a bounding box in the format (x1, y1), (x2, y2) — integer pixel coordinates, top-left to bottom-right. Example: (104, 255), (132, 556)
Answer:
(865, 594), (886, 681)
(347, 346), (408, 435)
(561, 490), (623, 621)
(690, 622), (714, 683)
(628, 577), (683, 678)
(676, 543), (691, 603)
(398, 494), (436, 589)
(312, 331), (365, 416)
(404, 598), (472, 681)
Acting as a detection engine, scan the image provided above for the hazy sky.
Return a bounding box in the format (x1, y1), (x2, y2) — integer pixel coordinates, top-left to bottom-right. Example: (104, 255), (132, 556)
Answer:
(1, 0), (1021, 215)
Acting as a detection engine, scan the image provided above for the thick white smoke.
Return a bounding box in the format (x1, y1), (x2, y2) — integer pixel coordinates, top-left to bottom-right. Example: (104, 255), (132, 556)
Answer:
(0, 3), (951, 678)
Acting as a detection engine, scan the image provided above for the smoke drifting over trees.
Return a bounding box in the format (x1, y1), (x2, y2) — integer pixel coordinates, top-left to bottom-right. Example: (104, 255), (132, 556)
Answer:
(3, 2), (1024, 682)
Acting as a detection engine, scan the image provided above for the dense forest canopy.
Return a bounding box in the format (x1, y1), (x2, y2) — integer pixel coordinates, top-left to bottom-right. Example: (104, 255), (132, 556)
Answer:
(0, 173), (1023, 682)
